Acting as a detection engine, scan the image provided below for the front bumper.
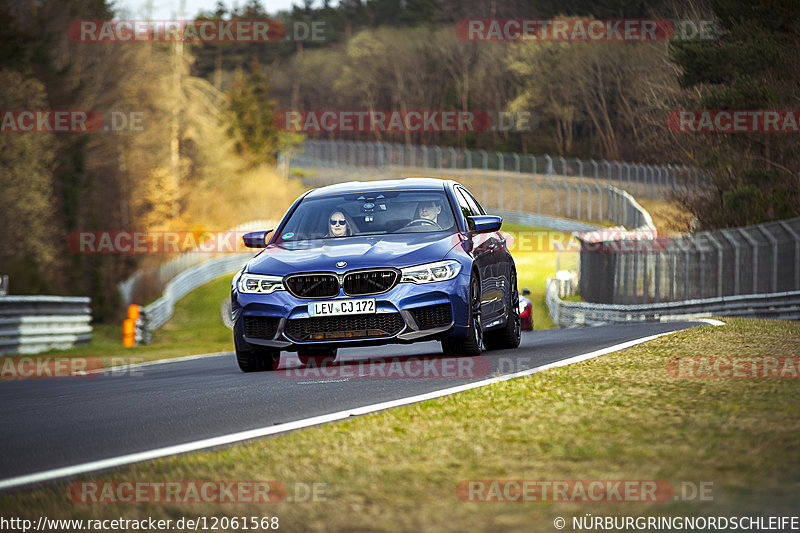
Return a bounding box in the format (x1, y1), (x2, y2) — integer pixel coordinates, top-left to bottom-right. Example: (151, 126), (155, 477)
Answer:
(232, 272), (471, 351)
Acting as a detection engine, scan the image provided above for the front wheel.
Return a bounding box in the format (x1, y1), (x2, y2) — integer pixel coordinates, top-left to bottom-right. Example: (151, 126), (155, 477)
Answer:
(235, 343), (280, 372)
(483, 270), (521, 350)
(441, 273), (482, 356)
(234, 322), (280, 372)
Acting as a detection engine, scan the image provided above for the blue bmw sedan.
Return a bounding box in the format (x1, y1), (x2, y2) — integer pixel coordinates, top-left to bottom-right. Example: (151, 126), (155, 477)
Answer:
(231, 178), (520, 371)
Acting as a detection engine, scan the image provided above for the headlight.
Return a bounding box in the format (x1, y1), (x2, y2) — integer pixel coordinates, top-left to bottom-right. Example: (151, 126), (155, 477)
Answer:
(400, 260), (462, 284)
(238, 273), (285, 294)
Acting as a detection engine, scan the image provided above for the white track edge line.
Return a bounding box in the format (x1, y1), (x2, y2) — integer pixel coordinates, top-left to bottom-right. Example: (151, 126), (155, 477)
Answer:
(84, 351), (231, 375)
(0, 324), (713, 491)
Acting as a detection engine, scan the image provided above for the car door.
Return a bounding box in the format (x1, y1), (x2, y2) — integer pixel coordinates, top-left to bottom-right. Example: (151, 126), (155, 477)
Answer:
(454, 186), (496, 322)
(457, 187), (508, 321)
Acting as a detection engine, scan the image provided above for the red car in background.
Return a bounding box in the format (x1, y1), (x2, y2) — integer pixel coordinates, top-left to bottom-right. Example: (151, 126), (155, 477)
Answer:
(519, 288), (533, 331)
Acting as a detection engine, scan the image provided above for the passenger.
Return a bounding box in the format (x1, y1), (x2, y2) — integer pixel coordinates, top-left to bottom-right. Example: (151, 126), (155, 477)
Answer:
(325, 210), (351, 237)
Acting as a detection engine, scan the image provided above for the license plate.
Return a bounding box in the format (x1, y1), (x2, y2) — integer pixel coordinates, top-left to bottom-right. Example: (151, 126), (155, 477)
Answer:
(308, 298), (376, 317)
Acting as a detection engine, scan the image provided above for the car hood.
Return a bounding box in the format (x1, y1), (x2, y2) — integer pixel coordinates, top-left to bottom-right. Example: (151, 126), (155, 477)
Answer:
(246, 232), (462, 276)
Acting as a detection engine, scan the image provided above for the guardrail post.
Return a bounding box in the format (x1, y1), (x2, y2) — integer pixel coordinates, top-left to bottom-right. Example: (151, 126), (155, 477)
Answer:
(610, 161), (620, 188)
(779, 221), (800, 290)
(667, 238), (677, 301)
(720, 230), (741, 295)
(530, 155), (540, 213)
(434, 146), (443, 169)
(576, 159), (584, 219)
(705, 233), (725, 297)
(601, 159), (610, 185)
(512, 153), (521, 212)
(673, 238), (692, 300)
(737, 228), (759, 294)
(480, 150), (488, 206)
(496, 152), (505, 210)
(758, 225), (779, 293)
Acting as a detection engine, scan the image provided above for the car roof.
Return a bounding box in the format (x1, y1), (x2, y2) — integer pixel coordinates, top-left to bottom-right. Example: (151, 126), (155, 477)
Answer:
(303, 177), (457, 199)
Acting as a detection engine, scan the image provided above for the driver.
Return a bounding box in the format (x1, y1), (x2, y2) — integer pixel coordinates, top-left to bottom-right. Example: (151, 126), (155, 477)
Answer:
(416, 200), (442, 224)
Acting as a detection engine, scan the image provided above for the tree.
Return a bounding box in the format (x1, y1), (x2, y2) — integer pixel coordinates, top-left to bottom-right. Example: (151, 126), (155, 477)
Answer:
(668, 0), (800, 229)
(0, 70), (57, 293)
(228, 59), (281, 167)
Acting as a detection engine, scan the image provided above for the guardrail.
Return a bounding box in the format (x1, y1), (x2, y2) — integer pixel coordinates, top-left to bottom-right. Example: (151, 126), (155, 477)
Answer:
(0, 296), (92, 355)
(546, 278), (800, 327)
(118, 219), (275, 306)
(142, 253), (258, 332)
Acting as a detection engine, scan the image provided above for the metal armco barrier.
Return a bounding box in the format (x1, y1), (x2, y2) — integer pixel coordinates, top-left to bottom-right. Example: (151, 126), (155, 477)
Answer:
(0, 296), (92, 355)
(142, 253), (256, 331)
(118, 219), (275, 306)
(547, 278), (800, 328)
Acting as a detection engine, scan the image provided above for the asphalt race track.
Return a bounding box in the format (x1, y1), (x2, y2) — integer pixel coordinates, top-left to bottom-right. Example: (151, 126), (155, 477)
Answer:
(0, 321), (706, 489)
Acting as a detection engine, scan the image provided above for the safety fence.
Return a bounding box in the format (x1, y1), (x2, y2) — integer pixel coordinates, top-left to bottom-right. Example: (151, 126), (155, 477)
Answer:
(0, 296), (92, 355)
(578, 216), (800, 304)
(290, 139), (705, 204)
(290, 141), (658, 231)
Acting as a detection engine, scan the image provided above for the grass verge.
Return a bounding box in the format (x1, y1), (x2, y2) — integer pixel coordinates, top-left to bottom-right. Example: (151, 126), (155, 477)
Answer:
(2, 318), (797, 531)
(503, 223), (578, 330)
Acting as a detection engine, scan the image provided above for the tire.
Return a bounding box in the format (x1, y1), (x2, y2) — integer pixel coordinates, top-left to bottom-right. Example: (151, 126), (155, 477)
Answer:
(234, 340), (280, 372)
(441, 273), (482, 356)
(298, 347), (338, 367)
(483, 270), (521, 350)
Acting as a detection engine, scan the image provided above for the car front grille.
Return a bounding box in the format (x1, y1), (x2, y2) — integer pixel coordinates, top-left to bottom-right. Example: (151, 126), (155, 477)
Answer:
(284, 274), (340, 298)
(243, 316), (280, 339)
(409, 303), (453, 330)
(285, 313), (405, 342)
(343, 269), (399, 296)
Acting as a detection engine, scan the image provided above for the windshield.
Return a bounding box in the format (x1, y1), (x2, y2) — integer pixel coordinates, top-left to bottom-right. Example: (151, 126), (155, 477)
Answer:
(275, 189), (456, 243)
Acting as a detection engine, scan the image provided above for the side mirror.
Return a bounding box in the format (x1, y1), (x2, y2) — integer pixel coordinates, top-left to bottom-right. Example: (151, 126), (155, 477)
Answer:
(466, 215), (502, 233)
(242, 230), (273, 248)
